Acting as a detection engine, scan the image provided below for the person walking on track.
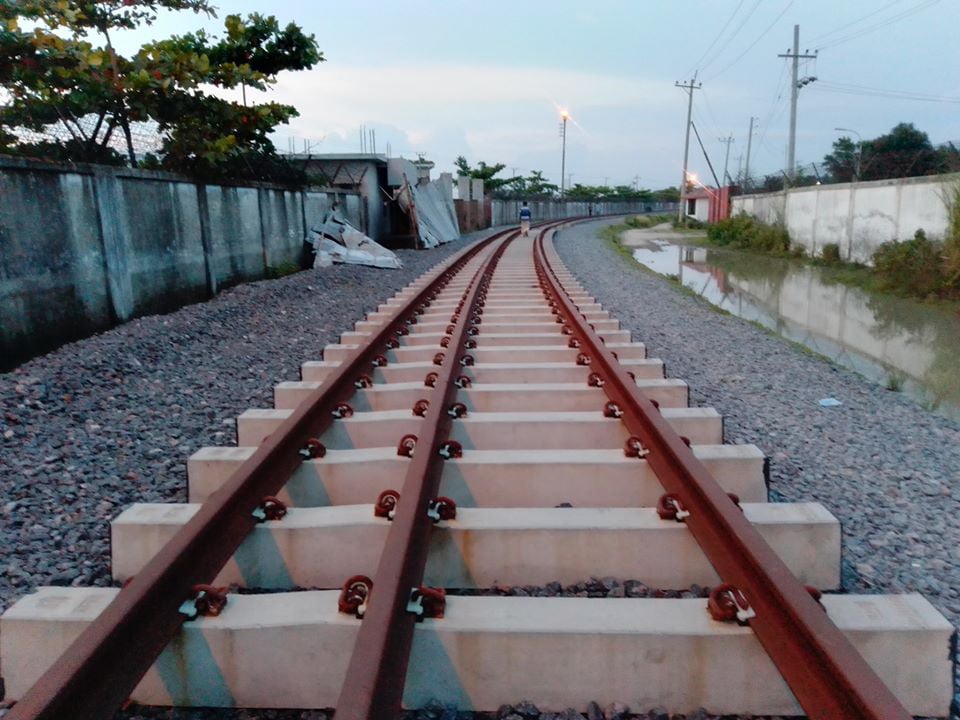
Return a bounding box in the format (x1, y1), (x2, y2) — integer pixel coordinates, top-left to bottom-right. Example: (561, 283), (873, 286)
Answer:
(519, 201), (532, 237)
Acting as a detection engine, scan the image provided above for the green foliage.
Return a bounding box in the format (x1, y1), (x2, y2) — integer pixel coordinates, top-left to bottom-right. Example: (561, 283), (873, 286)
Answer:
(266, 260), (301, 279)
(454, 156), (511, 192)
(673, 216), (705, 230)
(706, 214), (790, 253)
(624, 214), (672, 229)
(0, 2), (322, 182)
(820, 243), (841, 263)
(872, 229), (950, 298)
(823, 123), (951, 183)
(497, 169), (558, 199)
(943, 181), (960, 286)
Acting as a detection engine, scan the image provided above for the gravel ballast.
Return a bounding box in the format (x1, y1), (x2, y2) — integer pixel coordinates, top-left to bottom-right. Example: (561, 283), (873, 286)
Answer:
(1, 219), (957, 719)
(0, 233), (491, 618)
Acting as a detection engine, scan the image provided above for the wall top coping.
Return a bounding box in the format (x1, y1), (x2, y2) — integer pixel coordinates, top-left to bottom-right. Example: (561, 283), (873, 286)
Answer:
(0, 153), (360, 197)
(736, 171), (960, 202)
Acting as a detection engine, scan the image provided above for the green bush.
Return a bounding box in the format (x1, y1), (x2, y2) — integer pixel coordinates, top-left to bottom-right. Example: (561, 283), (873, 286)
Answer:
(625, 214), (672, 229)
(821, 243), (841, 263)
(872, 230), (947, 297)
(673, 217), (705, 230)
(706, 214), (790, 253)
(943, 183), (960, 289)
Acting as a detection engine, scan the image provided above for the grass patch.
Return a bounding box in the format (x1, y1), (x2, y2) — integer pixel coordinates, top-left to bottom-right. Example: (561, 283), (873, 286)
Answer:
(266, 261), (302, 279)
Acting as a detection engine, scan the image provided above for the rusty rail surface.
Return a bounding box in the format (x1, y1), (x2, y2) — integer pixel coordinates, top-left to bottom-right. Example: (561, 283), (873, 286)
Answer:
(532, 229), (911, 720)
(5, 228), (514, 720)
(334, 220), (574, 720)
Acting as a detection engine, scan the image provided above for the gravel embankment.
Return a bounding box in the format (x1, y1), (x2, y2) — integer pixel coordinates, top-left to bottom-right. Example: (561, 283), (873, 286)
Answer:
(554, 218), (960, 718)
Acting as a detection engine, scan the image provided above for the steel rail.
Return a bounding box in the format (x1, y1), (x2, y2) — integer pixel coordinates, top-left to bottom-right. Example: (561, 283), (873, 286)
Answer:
(333, 226), (518, 720)
(532, 230), (911, 720)
(6, 229), (513, 720)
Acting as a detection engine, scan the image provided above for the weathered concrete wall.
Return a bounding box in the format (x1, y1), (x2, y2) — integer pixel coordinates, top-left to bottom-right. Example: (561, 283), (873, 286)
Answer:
(490, 200), (649, 227)
(0, 156), (361, 370)
(733, 174), (959, 263)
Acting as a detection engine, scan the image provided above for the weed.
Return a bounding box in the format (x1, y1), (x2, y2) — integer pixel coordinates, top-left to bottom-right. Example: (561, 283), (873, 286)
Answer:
(707, 214), (791, 253)
(266, 261), (302, 279)
(885, 371), (906, 392)
(872, 229), (947, 298)
(820, 243), (841, 263)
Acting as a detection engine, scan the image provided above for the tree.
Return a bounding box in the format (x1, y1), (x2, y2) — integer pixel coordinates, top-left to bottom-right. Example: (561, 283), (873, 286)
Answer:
(823, 136), (859, 183)
(0, 2), (322, 180)
(861, 123), (944, 180)
(454, 156), (512, 192)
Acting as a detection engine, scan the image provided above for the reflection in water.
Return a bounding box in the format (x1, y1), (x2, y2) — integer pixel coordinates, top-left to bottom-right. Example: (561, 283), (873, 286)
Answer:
(632, 241), (960, 420)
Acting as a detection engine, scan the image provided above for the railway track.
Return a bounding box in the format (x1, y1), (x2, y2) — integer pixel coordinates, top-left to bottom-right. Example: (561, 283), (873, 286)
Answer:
(0, 220), (953, 719)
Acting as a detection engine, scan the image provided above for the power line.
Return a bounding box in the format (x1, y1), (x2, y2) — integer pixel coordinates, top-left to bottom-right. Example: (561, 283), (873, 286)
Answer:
(814, 0), (940, 50)
(807, 0), (903, 44)
(813, 82), (960, 104)
(686, 0), (746, 76)
(698, 0), (764, 71)
(705, 0), (796, 81)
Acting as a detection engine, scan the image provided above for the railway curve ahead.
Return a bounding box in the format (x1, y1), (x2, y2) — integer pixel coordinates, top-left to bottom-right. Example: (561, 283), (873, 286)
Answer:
(0, 219), (953, 719)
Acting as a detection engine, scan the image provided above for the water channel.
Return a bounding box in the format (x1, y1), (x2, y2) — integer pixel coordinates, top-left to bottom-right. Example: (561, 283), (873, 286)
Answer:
(630, 239), (960, 421)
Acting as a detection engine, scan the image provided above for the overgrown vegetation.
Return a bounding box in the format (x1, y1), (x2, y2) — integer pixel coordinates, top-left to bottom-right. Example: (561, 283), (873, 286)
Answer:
(706, 205), (960, 302)
(706, 214), (791, 254)
(623, 214), (673, 229)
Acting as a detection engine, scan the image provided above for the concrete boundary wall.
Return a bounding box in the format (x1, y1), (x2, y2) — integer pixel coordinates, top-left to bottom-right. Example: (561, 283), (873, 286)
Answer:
(732, 173), (959, 263)
(0, 156), (362, 369)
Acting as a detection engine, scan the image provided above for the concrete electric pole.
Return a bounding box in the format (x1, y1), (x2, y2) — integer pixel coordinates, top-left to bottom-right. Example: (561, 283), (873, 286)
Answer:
(779, 25), (817, 181)
(675, 72), (701, 223)
(719, 134), (734, 186)
(744, 117), (757, 189)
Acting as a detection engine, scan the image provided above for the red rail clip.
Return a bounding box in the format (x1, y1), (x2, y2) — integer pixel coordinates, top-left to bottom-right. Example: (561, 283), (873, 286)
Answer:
(252, 496), (287, 522)
(440, 337), (451, 348)
(657, 493), (690, 522)
(299, 438), (326, 460)
(331, 402), (354, 419)
(587, 372), (605, 387)
(372, 354), (388, 367)
(339, 575), (373, 618)
(624, 436), (651, 458)
(568, 338), (581, 348)
(179, 584), (228, 620)
(455, 375), (472, 388)
(576, 353), (592, 366)
(424, 372), (439, 388)
(374, 489), (400, 520)
(433, 352), (446, 366)
(386, 338), (400, 350)
(447, 402), (467, 419)
(459, 355), (475, 367)
(407, 586), (446, 620)
(354, 375), (374, 389)
(438, 440), (463, 459)
(603, 401), (624, 418)
(397, 434), (418, 458)
(427, 496), (457, 522)
(708, 583), (756, 625)
(412, 399), (431, 417)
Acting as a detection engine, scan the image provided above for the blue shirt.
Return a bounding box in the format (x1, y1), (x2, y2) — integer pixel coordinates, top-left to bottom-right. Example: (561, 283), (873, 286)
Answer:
(519, 207), (532, 220)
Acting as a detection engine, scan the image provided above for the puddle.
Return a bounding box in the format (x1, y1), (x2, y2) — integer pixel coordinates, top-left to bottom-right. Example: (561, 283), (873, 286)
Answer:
(632, 240), (960, 421)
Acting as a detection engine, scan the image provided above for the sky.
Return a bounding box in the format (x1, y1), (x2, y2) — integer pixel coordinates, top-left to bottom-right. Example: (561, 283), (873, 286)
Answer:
(115, 0), (960, 190)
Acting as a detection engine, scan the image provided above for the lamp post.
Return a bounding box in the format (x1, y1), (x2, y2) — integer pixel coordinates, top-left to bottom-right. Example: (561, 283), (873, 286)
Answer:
(834, 127), (862, 182)
(560, 109), (570, 197)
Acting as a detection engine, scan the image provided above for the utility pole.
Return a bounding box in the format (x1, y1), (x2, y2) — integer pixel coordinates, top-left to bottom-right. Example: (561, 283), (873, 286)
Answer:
(559, 110), (570, 197)
(675, 72), (701, 223)
(719, 134), (734, 186)
(744, 117), (757, 189)
(779, 25), (817, 180)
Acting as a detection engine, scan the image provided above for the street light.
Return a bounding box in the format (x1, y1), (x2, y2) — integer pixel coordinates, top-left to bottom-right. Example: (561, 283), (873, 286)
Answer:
(559, 109), (570, 197)
(834, 127), (862, 182)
